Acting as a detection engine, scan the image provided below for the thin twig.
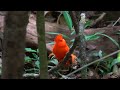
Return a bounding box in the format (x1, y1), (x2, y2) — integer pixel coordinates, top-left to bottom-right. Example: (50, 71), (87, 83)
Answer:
(60, 49), (120, 79)
(91, 12), (106, 27)
(112, 17), (120, 26)
(57, 12), (63, 24)
(69, 11), (79, 34)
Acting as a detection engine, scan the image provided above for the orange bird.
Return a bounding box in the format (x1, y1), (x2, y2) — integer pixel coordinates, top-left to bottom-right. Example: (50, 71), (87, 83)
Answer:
(52, 34), (77, 67)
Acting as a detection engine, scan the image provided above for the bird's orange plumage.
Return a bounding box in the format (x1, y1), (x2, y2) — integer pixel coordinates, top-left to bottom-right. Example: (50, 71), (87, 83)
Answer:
(52, 34), (77, 66)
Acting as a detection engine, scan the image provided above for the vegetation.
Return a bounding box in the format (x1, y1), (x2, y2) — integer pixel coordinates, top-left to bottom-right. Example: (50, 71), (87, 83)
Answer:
(0, 11), (120, 79)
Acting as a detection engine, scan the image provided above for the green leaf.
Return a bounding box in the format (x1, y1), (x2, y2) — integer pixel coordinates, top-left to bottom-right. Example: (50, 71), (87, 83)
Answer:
(116, 31), (120, 35)
(99, 68), (104, 74)
(96, 33), (120, 49)
(35, 61), (40, 69)
(49, 59), (58, 65)
(32, 53), (39, 60)
(70, 33), (100, 43)
(63, 11), (73, 31)
(116, 32), (120, 35)
(117, 52), (120, 60)
(25, 56), (32, 62)
(111, 52), (120, 68)
(85, 34), (100, 41)
(70, 39), (74, 43)
(105, 57), (114, 69)
(85, 20), (92, 28)
(71, 30), (75, 35)
(25, 48), (37, 53)
(110, 59), (120, 68)
(61, 34), (70, 40)
(37, 49), (39, 53)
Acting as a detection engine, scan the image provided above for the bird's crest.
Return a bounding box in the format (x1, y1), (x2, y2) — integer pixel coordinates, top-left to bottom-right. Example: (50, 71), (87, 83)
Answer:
(54, 34), (63, 42)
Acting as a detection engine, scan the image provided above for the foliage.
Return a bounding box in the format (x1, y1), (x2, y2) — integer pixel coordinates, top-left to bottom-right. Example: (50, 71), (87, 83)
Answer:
(85, 20), (92, 28)
(93, 51), (120, 76)
(95, 56), (114, 75)
(25, 48), (37, 53)
(70, 33), (101, 43)
(24, 12), (120, 79)
(24, 48), (59, 74)
(24, 48), (39, 73)
(110, 52), (120, 68)
(63, 11), (73, 31)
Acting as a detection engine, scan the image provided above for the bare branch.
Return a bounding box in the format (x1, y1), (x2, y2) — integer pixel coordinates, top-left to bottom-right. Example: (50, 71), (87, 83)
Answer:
(69, 11), (79, 34)
(91, 12), (106, 27)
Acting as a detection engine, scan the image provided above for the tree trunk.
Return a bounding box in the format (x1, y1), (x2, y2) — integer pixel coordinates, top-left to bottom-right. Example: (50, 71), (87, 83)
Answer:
(2, 11), (29, 79)
(37, 11), (48, 79)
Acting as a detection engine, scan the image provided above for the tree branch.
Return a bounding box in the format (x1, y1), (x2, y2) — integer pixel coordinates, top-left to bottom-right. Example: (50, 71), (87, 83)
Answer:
(69, 11), (79, 34)
(90, 12), (106, 27)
